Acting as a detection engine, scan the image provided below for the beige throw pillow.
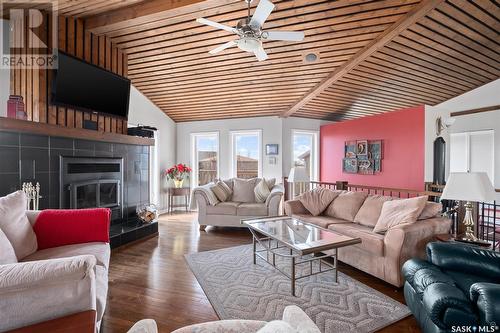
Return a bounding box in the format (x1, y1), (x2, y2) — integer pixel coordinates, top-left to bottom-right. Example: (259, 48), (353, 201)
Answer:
(418, 202), (442, 220)
(354, 195), (394, 227)
(265, 178), (276, 189)
(298, 188), (340, 216)
(254, 179), (272, 203)
(0, 191), (38, 260)
(324, 191), (368, 221)
(373, 196), (428, 234)
(210, 181), (233, 202)
(0, 227), (18, 264)
(232, 178), (259, 203)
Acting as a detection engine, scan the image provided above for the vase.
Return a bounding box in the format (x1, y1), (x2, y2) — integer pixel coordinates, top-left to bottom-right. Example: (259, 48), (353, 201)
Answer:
(173, 178), (184, 188)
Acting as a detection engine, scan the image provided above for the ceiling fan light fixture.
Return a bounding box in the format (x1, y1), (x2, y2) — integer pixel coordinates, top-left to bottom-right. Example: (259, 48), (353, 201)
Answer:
(236, 37), (261, 52)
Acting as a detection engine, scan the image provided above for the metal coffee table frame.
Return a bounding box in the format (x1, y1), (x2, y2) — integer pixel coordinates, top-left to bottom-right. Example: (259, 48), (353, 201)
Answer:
(243, 217), (360, 296)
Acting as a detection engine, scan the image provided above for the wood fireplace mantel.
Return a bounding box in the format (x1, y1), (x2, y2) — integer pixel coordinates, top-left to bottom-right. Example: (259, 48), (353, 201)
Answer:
(0, 117), (155, 146)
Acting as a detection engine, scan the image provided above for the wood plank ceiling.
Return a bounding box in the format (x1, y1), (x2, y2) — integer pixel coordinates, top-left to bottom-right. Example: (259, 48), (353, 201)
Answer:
(83, 0), (500, 122)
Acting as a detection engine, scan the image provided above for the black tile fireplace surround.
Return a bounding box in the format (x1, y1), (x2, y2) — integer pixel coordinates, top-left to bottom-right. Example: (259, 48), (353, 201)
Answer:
(0, 130), (157, 248)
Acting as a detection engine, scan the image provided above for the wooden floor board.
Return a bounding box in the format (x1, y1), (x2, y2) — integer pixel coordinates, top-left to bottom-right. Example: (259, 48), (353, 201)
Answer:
(101, 212), (420, 333)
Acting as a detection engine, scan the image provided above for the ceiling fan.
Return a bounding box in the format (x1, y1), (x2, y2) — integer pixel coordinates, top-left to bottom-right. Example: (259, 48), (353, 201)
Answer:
(196, 0), (305, 61)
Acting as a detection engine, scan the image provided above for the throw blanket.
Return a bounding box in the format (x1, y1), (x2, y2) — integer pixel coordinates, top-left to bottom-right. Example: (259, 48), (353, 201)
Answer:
(190, 183), (219, 210)
(34, 208), (110, 250)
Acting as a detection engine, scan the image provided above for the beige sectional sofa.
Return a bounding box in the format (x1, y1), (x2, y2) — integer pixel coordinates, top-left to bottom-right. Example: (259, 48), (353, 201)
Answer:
(285, 190), (451, 287)
(193, 178), (284, 229)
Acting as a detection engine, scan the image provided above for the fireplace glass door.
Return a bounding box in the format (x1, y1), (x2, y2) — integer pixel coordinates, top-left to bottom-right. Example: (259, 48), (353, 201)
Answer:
(71, 180), (120, 209)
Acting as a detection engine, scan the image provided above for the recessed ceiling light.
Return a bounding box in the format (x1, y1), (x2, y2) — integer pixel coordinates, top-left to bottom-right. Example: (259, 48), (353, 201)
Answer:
(304, 52), (320, 63)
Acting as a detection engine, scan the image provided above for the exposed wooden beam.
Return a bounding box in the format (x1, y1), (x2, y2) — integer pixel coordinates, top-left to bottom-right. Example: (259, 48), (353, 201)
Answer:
(85, 0), (235, 34)
(280, 0), (444, 118)
(451, 105), (500, 117)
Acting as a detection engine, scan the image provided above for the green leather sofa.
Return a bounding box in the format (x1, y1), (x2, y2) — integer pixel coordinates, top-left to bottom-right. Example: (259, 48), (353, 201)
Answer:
(402, 242), (500, 333)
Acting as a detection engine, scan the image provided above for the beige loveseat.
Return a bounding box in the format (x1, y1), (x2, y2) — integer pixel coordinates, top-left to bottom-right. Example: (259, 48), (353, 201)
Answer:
(285, 190), (451, 287)
(0, 209), (109, 332)
(193, 178), (284, 230)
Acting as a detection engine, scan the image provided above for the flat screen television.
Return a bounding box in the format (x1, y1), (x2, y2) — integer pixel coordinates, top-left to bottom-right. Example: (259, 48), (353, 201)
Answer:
(52, 52), (131, 119)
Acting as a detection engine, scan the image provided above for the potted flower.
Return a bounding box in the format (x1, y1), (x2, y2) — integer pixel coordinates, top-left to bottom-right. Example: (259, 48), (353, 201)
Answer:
(165, 164), (192, 188)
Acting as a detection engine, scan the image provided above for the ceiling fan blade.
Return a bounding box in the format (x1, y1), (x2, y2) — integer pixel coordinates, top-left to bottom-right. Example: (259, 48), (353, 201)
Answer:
(264, 31), (304, 42)
(254, 46), (268, 61)
(209, 40), (236, 54)
(196, 18), (235, 33)
(249, 0), (275, 29)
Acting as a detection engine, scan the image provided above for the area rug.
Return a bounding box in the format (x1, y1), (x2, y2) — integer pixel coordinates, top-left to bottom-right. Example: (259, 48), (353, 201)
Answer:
(185, 244), (411, 333)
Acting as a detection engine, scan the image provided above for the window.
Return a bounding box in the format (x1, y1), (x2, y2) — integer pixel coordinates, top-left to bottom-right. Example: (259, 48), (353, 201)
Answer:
(450, 130), (494, 183)
(231, 130), (262, 179)
(292, 130), (319, 181)
(191, 132), (219, 186)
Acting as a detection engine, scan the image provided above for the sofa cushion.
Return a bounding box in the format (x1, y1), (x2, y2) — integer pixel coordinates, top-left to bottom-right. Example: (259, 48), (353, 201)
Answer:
(237, 203), (268, 216)
(232, 178), (259, 203)
(293, 214), (351, 229)
(0, 227), (18, 264)
(206, 202), (240, 215)
(328, 223), (384, 256)
(354, 195), (394, 227)
(324, 191), (368, 221)
(0, 191), (37, 260)
(22, 242), (111, 270)
(299, 188), (340, 216)
(254, 179), (271, 203)
(210, 180), (233, 202)
(373, 196), (428, 234)
(418, 202), (442, 220)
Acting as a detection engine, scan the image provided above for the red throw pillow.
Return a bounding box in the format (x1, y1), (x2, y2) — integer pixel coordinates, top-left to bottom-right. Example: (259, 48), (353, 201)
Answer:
(34, 208), (110, 250)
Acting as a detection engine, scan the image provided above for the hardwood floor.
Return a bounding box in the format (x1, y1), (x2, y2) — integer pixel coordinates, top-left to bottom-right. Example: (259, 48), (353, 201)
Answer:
(101, 212), (420, 333)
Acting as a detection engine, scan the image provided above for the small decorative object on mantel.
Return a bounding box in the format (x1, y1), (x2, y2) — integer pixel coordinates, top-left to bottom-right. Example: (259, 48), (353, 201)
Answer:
(136, 204), (158, 223)
(165, 163), (192, 188)
(22, 182), (41, 210)
(343, 140), (383, 175)
(7, 95), (27, 120)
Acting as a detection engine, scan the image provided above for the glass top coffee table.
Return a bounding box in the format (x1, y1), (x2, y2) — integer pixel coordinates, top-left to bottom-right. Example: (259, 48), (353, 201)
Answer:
(242, 216), (361, 296)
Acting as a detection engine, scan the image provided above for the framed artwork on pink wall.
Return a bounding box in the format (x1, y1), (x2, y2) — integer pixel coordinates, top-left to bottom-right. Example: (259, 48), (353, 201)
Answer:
(343, 140), (383, 174)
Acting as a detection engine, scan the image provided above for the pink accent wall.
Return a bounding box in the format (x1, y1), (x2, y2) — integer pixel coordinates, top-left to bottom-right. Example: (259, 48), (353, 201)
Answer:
(320, 106), (425, 190)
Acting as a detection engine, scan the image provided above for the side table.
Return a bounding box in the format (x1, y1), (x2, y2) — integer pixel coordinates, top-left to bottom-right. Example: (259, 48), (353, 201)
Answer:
(435, 233), (492, 249)
(168, 187), (190, 214)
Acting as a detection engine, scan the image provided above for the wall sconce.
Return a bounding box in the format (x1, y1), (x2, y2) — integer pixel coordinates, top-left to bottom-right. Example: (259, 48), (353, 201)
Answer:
(435, 116), (456, 136)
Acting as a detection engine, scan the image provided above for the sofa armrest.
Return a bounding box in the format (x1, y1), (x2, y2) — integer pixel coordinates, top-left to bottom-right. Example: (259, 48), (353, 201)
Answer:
(266, 185), (284, 215)
(191, 184), (219, 209)
(426, 242), (500, 280)
(0, 255), (97, 331)
(284, 200), (308, 216)
(470, 282), (500, 324)
(422, 282), (477, 329)
(282, 305), (321, 333)
(384, 217), (451, 284)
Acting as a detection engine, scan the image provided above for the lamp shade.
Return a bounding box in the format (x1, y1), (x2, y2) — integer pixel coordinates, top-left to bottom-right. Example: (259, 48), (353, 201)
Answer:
(441, 172), (496, 202)
(288, 167), (309, 182)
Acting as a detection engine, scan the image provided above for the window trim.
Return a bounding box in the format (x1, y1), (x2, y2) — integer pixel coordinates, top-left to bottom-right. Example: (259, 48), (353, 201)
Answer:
(230, 129), (263, 179)
(291, 129), (319, 181)
(190, 131), (220, 187)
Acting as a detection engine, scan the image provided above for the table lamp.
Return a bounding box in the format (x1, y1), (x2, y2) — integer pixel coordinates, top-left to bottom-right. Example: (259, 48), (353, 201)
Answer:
(288, 167), (310, 198)
(440, 172), (496, 242)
